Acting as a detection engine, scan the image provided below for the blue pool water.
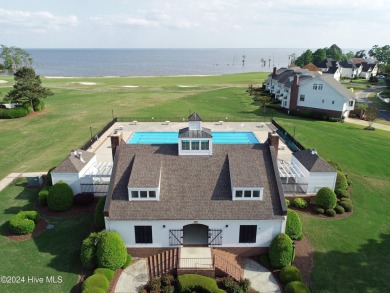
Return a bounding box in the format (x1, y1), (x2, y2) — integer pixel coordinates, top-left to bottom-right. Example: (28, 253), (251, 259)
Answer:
(128, 132), (260, 144)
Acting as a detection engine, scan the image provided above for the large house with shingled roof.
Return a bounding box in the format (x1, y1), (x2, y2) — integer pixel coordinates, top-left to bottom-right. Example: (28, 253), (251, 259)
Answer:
(103, 113), (287, 257)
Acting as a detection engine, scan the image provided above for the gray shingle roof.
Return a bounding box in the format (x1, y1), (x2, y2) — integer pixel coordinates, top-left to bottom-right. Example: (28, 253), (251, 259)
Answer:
(128, 154), (161, 188)
(53, 150), (95, 173)
(188, 112), (202, 121)
(293, 150), (335, 172)
(178, 127), (212, 138)
(229, 151), (262, 187)
(106, 144), (285, 221)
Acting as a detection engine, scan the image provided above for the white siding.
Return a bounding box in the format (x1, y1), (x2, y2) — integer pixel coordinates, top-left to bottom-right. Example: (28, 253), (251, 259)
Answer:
(298, 79), (348, 112)
(105, 219), (286, 248)
(307, 172), (337, 194)
(51, 173), (80, 194)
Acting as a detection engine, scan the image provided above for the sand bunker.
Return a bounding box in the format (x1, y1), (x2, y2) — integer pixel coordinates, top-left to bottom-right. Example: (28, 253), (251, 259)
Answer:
(0, 80), (8, 83)
(122, 85), (139, 88)
(71, 82), (97, 85)
(177, 85), (198, 88)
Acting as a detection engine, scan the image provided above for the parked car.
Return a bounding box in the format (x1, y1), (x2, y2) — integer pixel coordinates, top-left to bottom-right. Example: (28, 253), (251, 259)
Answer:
(377, 75), (385, 79)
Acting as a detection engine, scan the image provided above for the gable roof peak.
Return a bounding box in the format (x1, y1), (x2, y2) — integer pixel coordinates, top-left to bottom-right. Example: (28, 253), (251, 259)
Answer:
(188, 112), (202, 121)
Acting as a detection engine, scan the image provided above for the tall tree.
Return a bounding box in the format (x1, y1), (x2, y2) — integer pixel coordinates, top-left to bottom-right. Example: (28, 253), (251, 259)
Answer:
(302, 49), (313, 65)
(326, 44), (343, 61)
(342, 51), (355, 61)
(355, 50), (366, 58)
(368, 45), (390, 65)
(364, 106), (378, 129)
(313, 48), (327, 65)
(4, 67), (53, 110)
(254, 92), (271, 112)
(0, 45), (33, 71)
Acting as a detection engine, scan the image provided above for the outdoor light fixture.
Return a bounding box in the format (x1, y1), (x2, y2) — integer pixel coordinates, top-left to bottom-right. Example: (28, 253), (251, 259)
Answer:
(163, 225), (166, 228)
(225, 225), (229, 228)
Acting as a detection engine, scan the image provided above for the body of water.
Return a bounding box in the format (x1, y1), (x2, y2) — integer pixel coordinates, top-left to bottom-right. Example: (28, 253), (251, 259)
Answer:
(12, 48), (305, 77)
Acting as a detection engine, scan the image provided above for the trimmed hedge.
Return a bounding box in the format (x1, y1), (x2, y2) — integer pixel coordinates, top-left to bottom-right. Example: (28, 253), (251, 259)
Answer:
(313, 207), (324, 214)
(93, 268), (115, 281)
(334, 205), (345, 214)
(45, 166), (56, 187)
(96, 231), (127, 270)
(73, 193), (94, 206)
(9, 211), (40, 235)
(335, 171), (348, 191)
(291, 198), (307, 209)
(178, 274), (220, 293)
(286, 210), (302, 240)
(0, 107), (28, 119)
(279, 266), (303, 284)
(325, 209), (336, 217)
(284, 281), (310, 293)
(38, 186), (50, 206)
(80, 232), (99, 270)
(82, 274), (109, 292)
(327, 160), (343, 172)
(122, 253), (133, 268)
(47, 181), (73, 211)
(94, 196), (106, 229)
(315, 187), (337, 210)
(285, 199), (290, 207)
(269, 233), (294, 268)
(340, 199), (353, 212)
(335, 188), (350, 199)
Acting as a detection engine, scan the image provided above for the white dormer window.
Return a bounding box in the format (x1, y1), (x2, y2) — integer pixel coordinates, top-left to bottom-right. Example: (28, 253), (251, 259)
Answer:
(201, 140), (209, 150)
(182, 140), (190, 150)
(313, 84), (318, 90)
(318, 84), (323, 90)
(234, 188), (263, 200)
(130, 189), (159, 200)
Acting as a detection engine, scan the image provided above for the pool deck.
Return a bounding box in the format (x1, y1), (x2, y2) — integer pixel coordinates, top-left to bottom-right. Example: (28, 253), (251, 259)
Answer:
(89, 121), (293, 163)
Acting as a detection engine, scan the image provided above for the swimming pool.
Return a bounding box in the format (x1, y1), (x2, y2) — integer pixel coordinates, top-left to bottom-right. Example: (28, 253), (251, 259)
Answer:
(128, 132), (260, 144)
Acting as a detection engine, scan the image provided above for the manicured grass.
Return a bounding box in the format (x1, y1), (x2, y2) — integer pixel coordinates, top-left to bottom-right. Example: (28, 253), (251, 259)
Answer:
(0, 179), (92, 293)
(0, 72), (271, 179)
(277, 117), (390, 293)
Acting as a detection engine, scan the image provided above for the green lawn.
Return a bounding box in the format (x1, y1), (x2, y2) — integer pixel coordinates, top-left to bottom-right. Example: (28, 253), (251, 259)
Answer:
(0, 179), (92, 293)
(1, 73), (389, 292)
(0, 72), (270, 179)
(277, 117), (390, 293)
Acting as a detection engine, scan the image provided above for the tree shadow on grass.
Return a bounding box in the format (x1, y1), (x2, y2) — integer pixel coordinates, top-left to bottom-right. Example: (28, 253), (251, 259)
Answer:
(310, 233), (390, 293)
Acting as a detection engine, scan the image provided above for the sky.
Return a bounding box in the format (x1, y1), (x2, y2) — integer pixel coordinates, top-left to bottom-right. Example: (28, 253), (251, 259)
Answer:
(0, 0), (389, 49)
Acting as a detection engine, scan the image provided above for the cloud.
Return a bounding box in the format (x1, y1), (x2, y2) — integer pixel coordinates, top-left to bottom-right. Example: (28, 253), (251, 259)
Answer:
(0, 8), (78, 33)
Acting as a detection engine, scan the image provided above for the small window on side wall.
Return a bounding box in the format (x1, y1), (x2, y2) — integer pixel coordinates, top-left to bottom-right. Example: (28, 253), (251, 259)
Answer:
(131, 191), (139, 198)
(253, 190), (260, 197)
(236, 190), (243, 197)
(239, 225), (257, 243)
(135, 226), (153, 244)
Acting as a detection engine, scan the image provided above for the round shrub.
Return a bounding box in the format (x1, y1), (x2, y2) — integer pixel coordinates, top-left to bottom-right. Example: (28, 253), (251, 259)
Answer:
(335, 188), (350, 199)
(73, 193), (94, 206)
(80, 232), (99, 270)
(325, 209), (336, 217)
(285, 199), (290, 207)
(96, 231), (127, 270)
(315, 187), (337, 210)
(292, 198), (308, 209)
(93, 268), (115, 281)
(285, 281), (310, 293)
(286, 210), (302, 240)
(82, 287), (106, 293)
(38, 186), (50, 206)
(339, 199), (353, 212)
(313, 207), (324, 214)
(9, 211), (40, 235)
(335, 171), (348, 191)
(279, 266), (303, 284)
(122, 253), (133, 269)
(334, 205), (345, 214)
(269, 233), (294, 268)
(94, 196), (106, 229)
(178, 274), (219, 293)
(82, 274), (109, 292)
(47, 181), (73, 211)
